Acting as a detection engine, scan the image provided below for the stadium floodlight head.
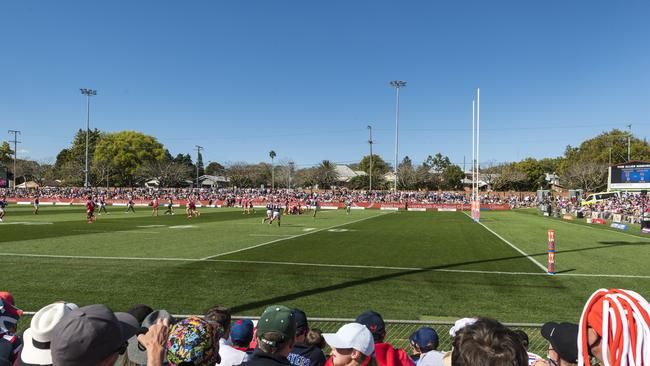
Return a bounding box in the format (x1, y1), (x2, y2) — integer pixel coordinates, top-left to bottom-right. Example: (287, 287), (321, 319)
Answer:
(389, 80), (407, 88)
(80, 88), (97, 96)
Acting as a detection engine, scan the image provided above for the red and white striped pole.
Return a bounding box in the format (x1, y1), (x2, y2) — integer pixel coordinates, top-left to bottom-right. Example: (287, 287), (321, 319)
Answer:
(547, 229), (555, 275)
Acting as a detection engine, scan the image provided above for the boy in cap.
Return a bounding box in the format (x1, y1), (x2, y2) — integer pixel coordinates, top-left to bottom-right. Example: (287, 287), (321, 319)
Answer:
(242, 305), (296, 366)
(230, 319), (255, 354)
(0, 292), (23, 364)
(288, 309), (326, 366)
(355, 310), (415, 366)
(323, 323), (375, 366)
(534, 322), (578, 366)
(409, 327), (444, 366)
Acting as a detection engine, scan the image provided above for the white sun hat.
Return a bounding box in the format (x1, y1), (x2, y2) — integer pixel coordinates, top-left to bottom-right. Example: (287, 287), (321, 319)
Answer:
(323, 322), (375, 356)
(20, 302), (78, 365)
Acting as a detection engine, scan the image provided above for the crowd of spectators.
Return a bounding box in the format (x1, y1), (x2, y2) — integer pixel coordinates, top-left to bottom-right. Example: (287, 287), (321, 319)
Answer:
(2, 288), (648, 366)
(542, 192), (650, 224)
(0, 187), (536, 207)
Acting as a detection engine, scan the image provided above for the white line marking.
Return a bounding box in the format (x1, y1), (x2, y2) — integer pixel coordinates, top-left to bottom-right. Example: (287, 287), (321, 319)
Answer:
(463, 212), (548, 272)
(550, 217), (650, 241)
(199, 212), (389, 260)
(249, 234), (293, 237)
(0, 252), (648, 279)
(116, 230), (159, 234)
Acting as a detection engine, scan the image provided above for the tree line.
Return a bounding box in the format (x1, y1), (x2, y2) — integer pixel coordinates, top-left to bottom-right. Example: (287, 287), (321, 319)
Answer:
(1, 128), (649, 191)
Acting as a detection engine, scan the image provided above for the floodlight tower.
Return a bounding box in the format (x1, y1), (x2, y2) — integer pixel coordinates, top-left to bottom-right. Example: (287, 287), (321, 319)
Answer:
(80, 88), (97, 188)
(390, 80), (406, 192)
(367, 125), (374, 191)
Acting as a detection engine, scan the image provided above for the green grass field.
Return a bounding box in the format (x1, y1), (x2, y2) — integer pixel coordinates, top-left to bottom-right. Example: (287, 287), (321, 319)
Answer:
(2, 205), (650, 324)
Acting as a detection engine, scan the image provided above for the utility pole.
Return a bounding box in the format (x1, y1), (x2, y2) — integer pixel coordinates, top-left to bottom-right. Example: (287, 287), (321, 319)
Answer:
(195, 145), (203, 190)
(8, 130), (20, 188)
(367, 125), (373, 191)
(627, 124), (632, 162)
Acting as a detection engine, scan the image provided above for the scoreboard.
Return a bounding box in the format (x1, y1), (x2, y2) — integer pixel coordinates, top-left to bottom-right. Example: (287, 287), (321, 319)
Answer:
(609, 163), (650, 191)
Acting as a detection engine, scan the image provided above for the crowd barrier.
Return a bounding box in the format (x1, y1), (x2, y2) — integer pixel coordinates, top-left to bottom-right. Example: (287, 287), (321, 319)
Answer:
(6, 198), (512, 211)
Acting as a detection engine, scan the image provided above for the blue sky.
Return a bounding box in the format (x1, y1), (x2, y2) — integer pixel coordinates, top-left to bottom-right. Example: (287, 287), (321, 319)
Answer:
(1, 0), (648, 169)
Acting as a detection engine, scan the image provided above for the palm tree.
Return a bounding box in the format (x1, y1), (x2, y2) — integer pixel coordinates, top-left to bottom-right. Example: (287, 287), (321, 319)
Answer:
(269, 150), (276, 189)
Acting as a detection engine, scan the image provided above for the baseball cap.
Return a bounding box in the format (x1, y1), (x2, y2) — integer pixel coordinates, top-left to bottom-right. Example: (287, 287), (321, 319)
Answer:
(127, 304), (154, 324)
(323, 323), (375, 356)
(541, 322), (579, 363)
(167, 317), (220, 366)
(355, 310), (385, 339)
(0, 292), (23, 331)
(127, 310), (174, 365)
(292, 308), (308, 334)
(20, 302), (78, 366)
(50, 304), (140, 366)
(409, 327), (439, 351)
(230, 319), (254, 345)
(256, 305), (296, 343)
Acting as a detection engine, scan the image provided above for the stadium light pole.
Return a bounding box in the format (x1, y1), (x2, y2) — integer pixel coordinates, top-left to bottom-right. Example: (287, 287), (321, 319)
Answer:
(195, 145), (203, 189)
(367, 125), (373, 191)
(390, 80), (406, 193)
(80, 88), (97, 188)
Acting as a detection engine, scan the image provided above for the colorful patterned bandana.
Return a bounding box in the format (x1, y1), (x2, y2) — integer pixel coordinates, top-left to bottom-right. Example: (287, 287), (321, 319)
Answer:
(166, 317), (218, 366)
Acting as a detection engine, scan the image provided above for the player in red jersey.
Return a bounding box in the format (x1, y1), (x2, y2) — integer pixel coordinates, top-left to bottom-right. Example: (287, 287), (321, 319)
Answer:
(85, 196), (96, 224)
(151, 196), (159, 216)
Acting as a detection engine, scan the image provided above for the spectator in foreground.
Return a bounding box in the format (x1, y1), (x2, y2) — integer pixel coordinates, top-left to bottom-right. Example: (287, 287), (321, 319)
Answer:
(451, 317), (527, 366)
(355, 310), (415, 366)
(50, 304), (140, 366)
(242, 305), (296, 366)
(19, 301), (77, 366)
(512, 329), (542, 366)
(230, 319), (255, 355)
(535, 322), (578, 366)
(167, 316), (220, 366)
(0, 291), (23, 364)
(287, 308), (326, 366)
(578, 288), (650, 366)
(126, 310), (174, 366)
(305, 328), (326, 351)
(322, 323), (376, 366)
(409, 327), (444, 366)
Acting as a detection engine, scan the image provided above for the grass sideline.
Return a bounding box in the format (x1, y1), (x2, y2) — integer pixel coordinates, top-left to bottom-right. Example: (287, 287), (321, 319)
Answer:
(2, 205), (650, 323)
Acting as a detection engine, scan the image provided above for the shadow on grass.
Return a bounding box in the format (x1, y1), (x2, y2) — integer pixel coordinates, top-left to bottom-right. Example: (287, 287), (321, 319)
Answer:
(0, 210), (265, 243)
(224, 241), (642, 313)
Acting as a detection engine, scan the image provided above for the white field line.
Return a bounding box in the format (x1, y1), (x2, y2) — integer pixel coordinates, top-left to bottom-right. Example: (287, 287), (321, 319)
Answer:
(1, 252), (649, 279)
(551, 217), (650, 241)
(249, 234), (293, 237)
(199, 212), (390, 260)
(463, 212), (548, 272)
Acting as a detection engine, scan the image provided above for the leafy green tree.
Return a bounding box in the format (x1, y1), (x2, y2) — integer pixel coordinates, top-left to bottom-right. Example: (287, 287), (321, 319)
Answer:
(398, 156), (417, 189)
(205, 161), (225, 175)
(312, 160), (339, 188)
(93, 131), (166, 186)
(359, 154), (389, 175)
(424, 153), (451, 172)
(0, 141), (13, 164)
(441, 165), (465, 190)
(53, 129), (103, 185)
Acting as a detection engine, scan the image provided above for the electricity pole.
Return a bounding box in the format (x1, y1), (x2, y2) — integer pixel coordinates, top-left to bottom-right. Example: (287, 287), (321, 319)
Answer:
(367, 125), (373, 191)
(8, 130), (20, 188)
(195, 145), (203, 190)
